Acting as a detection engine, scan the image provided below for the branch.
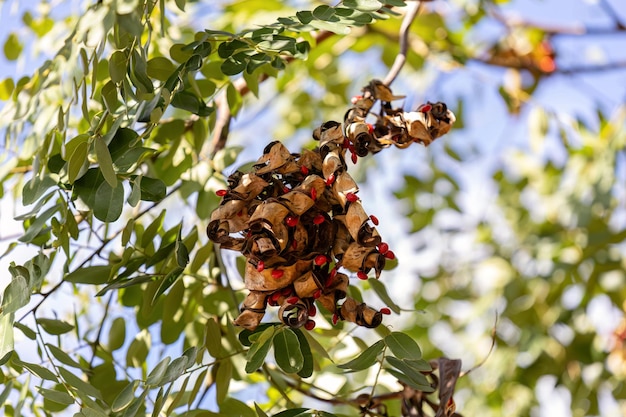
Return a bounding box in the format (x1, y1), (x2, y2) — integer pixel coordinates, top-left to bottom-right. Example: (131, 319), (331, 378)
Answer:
(383, 1), (424, 86)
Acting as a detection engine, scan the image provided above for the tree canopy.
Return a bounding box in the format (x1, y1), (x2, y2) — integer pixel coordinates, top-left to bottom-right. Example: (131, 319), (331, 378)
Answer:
(1, 0), (625, 416)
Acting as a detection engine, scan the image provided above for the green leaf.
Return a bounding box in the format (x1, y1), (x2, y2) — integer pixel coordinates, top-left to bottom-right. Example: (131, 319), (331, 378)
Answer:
(0, 77), (14, 100)
(3, 33), (23, 61)
(73, 169), (124, 222)
(20, 361), (58, 382)
(22, 174), (57, 206)
(13, 322), (36, 340)
(0, 313), (13, 365)
(112, 380), (138, 412)
(160, 356), (188, 386)
(109, 50), (128, 84)
(292, 328), (314, 378)
(337, 339), (384, 371)
(343, 0), (383, 12)
(273, 328), (303, 374)
(65, 265), (112, 285)
(108, 316), (126, 351)
(46, 343), (83, 369)
(18, 204), (59, 243)
(139, 177), (166, 202)
(255, 403), (269, 417)
(37, 318), (74, 335)
(36, 387), (74, 405)
(58, 367), (103, 400)
(152, 267), (184, 304)
(385, 366), (433, 392)
(313, 5), (336, 21)
(245, 326), (275, 373)
(1, 275), (29, 315)
(215, 359), (232, 404)
(95, 136), (117, 188)
(146, 356), (171, 386)
(368, 279), (401, 314)
(102, 81), (119, 112)
(204, 317), (222, 357)
(147, 57), (176, 81)
(309, 19), (351, 34)
(384, 332), (422, 360)
(219, 398), (256, 417)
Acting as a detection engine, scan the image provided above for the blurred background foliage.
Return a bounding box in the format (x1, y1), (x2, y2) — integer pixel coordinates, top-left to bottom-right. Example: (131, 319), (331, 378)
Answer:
(0, 0), (625, 416)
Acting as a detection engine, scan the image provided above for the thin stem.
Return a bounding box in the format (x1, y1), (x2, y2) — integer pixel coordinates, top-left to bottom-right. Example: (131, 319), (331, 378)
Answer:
(383, 1), (423, 86)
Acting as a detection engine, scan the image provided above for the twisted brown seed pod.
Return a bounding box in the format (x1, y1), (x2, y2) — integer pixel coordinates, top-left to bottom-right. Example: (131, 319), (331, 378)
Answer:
(208, 80), (455, 330)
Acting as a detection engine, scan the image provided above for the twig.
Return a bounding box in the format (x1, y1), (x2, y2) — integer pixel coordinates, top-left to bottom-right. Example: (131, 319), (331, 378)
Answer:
(383, 1), (424, 86)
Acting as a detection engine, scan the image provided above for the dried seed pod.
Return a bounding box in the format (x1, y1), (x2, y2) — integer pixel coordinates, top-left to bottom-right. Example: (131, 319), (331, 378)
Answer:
(207, 80), (454, 331)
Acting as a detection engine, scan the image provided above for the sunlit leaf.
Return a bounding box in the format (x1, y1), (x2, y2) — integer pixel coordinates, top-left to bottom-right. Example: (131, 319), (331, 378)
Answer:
(337, 340), (384, 370)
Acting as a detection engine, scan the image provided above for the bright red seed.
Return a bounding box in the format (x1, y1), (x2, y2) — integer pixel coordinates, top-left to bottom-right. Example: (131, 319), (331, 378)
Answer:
(384, 250), (396, 260)
(314, 255), (327, 266)
(332, 313), (339, 325)
(351, 152), (358, 164)
(286, 296), (299, 305)
(313, 214), (325, 225)
(346, 192), (359, 203)
(285, 215), (298, 227)
(313, 289), (322, 299)
(367, 123), (374, 134)
(271, 292), (282, 302)
(257, 260), (265, 272)
(283, 186), (290, 194)
(357, 271), (368, 280)
(419, 103), (432, 113)
(380, 308), (391, 315)
(325, 173), (335, 186)
(310, 187), (317, 201)
(370, 215), (379, 226)
(304, 320), (316, 331)
(377, 242), (389, 255)
(216, 189), (227, 197)
(300, 165), (309, 175)
(271, 269), (284, 279)
(308, 305), (317, 316)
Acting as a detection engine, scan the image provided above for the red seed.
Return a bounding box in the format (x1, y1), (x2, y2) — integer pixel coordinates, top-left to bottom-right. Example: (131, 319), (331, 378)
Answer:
(281, 287), (292, 296)
(351, 152), (358, 164)
(384, 250), (396, 260)
(332, 313), (339, 325)
(285, 215), (298, 227)
(325, 173), (335, 186)
(310, 188), (317, 200)
(304, 320), (316, 330)
(271, 292), (282, 302)
(257, 260), (265, 272)
(377, 242), (389, 255)
(286, 296), (299, 305)
(271, 269), (284, 279)
(308, 305), (317, 316)
(300, 165), (309, 175)
(314, 255), (327, 266)
(313, 214), (325, 225)
(216, 189), (227, 197)
(380, 308), (391, 315)
(370, 215), (379, 226)
(313, 289), (322, 299)
(283, 186), (290, 194)
(357, 271), (368, 280)
(346, 192), (359, 203)
(419, 103), (432, 113)
(367, 123), (374, 134)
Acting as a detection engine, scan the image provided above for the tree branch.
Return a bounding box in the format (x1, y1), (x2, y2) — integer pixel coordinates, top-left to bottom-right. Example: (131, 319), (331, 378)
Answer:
(383, 1), (424, 86)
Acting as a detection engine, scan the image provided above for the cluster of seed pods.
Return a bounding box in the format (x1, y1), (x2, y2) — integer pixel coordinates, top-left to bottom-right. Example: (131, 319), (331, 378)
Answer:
(207, 80), (455, 331)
